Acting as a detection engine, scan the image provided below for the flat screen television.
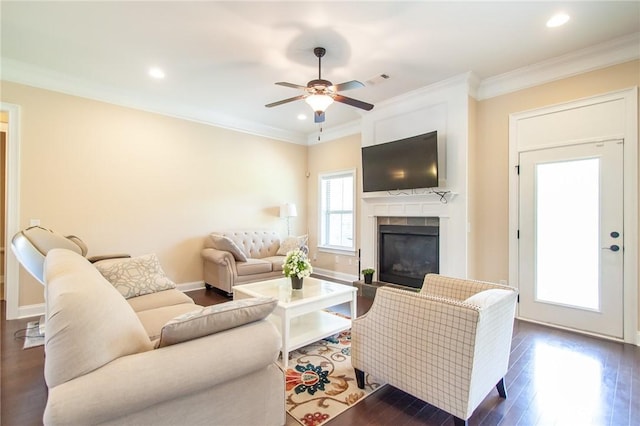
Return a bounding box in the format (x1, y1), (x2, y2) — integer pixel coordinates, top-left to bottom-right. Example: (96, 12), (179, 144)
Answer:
(362, 131), (438, 192)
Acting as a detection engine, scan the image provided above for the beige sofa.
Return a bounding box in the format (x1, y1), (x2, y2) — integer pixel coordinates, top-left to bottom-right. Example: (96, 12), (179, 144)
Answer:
(43, 249), (285, 426)
(202, 230), (306, 295)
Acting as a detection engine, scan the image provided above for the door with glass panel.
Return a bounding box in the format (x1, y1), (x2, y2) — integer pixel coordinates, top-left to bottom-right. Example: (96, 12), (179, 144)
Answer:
(519, 140), (623, 338)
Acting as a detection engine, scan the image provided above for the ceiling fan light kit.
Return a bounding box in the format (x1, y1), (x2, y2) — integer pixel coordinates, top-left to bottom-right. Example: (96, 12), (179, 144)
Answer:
(266, 46), (374, 123)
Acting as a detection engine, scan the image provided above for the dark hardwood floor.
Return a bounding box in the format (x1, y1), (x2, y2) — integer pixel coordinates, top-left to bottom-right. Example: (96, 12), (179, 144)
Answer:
(2, 290), (639, 426)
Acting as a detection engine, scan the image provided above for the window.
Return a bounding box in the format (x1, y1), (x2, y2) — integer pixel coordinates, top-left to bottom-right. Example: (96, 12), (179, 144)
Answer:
(319, 169), (356, 253)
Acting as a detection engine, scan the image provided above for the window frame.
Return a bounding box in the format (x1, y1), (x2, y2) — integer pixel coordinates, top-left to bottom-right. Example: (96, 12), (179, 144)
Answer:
(317, 168), (357, 255)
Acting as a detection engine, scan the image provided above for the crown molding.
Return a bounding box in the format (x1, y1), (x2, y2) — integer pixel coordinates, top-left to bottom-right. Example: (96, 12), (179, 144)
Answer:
(477, 32), (640, 100)
(3, 32), (638, 144)
(0, 58), (308, 145)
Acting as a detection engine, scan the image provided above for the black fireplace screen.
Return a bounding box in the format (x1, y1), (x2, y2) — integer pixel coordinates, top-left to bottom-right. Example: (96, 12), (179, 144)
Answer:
(378, 225), (439, 289)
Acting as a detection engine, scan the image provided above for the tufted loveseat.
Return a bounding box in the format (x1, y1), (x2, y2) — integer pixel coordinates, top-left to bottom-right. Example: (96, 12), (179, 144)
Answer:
(201, 230), (306, 295)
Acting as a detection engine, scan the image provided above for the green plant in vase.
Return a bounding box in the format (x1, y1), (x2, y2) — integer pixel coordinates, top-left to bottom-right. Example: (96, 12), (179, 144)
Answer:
(362, 268), (375, 284)
(283, 248), (313, 290)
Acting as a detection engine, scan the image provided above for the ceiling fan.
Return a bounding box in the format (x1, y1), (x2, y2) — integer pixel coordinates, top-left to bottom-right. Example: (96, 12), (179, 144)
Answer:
(265, 47), (374, 123)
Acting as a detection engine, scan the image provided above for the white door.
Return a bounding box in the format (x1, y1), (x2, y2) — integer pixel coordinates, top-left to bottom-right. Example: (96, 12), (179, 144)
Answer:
(519, 140), (624, 338)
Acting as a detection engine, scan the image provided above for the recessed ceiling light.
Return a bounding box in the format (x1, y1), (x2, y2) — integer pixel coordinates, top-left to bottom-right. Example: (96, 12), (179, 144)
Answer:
(297, 114), (307, 120)
(547, 13), (570, 28)
(148, 67), (165, 79)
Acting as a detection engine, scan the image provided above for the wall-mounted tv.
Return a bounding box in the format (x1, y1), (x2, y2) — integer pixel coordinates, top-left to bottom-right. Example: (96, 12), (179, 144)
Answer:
(362, 131), (438, 192)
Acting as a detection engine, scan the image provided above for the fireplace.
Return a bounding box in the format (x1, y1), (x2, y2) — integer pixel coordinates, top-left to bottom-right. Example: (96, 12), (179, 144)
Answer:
(378, 223), (439, 289)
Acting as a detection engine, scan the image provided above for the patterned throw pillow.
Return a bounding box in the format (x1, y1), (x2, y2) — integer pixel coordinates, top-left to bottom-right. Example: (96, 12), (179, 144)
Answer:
(209, 234), (248, 262)
(276, 234), (308, 256)
(157, 297), (278, 348)
(95, 253), (176, 299)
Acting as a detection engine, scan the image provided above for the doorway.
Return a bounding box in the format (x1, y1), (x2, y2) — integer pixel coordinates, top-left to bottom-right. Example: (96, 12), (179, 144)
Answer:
(518, 140), (624, 338)
(0, 121), (6, 301)
(508, 88), (637, 343)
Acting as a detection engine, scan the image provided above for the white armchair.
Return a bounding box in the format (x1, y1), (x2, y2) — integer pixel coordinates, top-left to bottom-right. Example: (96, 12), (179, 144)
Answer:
(351, 274), (518, 426)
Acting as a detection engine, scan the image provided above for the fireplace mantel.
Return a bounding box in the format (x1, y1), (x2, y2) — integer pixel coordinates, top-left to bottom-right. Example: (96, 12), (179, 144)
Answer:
(359, 193), (464, 279)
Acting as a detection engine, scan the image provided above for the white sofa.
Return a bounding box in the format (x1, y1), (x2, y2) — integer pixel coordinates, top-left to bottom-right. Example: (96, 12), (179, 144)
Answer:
(43, 249), (285, 426)
(201, 230), (306, 295)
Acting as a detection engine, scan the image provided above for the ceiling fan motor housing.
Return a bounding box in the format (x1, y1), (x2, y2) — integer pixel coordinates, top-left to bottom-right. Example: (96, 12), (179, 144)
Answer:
(307, 79), (334, 92)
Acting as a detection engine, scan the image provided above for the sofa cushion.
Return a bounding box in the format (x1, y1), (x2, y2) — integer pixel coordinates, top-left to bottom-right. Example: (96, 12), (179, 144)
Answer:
(464, 289), (512, 308)
(262, 256), (285, 272)
(157, 297), (278, 348)
(276, 234), (308, 256)
(127, 288), (195, 313)
(44, 249), (153, 388)
(236, 258), (273, 276)
(136, 303), (203, 340)
(95, 253), (176, 299)
(209, 234), (248, 262)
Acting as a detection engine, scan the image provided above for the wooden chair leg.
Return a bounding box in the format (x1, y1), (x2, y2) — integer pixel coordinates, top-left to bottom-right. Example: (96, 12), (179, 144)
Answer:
(496, 377), (507, 398)
(453, 416), (467, 426)
(354, 368), (365, 389)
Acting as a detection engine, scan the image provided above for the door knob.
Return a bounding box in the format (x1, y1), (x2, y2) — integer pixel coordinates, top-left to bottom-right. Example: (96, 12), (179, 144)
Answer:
(601, 245), (620, 252)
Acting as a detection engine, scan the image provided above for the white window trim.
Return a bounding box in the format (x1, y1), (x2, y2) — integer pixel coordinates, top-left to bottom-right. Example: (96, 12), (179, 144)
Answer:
(318, 168), (357, 255)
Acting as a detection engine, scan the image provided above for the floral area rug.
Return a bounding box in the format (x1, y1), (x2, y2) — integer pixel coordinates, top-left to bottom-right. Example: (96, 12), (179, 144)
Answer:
(284, 330), (385, 426)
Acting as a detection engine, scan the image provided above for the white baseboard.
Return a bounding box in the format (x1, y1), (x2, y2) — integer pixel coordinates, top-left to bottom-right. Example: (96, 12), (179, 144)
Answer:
(17, 303), (45, 319)
(312, 268), (358, 284)
(177, 281), (206, 292)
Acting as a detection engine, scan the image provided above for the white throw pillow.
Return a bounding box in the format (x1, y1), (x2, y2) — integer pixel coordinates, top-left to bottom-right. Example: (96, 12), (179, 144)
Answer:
(95, 253), (176, 299)
(464, 288), (511, 308)
(157, 297), (278, 348)
(209, 234), (248, 262)
(276, 234), (308, 256)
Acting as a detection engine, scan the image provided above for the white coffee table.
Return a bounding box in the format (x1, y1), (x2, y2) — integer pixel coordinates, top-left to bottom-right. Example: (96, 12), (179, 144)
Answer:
(233, 277), (357, 368)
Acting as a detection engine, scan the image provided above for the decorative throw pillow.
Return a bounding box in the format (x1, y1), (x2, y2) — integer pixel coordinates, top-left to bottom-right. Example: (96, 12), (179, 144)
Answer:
(95, 253), (176, 299)
(209, 234), (248, 262)
(157, 297), (278, 348)
(464, 288), (511, 308)
(276, 234), (308, 256)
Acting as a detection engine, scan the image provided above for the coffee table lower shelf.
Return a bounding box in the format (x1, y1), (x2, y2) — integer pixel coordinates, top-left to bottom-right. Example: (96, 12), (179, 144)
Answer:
(269, 310), (351, 366)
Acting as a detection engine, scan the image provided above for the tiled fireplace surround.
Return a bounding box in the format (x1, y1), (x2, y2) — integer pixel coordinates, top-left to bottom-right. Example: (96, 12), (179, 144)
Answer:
(359, 193), (466, 287)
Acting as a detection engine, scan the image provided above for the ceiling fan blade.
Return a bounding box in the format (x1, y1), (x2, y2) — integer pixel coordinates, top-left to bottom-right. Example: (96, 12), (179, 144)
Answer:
(265, 95), (306, 108)
(314, 111), (325, 123)
(332, 80), (365, 91)
(275, 82), (307, 90)
(333, 94), (374, 111)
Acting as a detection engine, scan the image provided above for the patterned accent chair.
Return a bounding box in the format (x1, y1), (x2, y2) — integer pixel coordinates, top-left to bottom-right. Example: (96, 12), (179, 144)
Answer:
(351, 274), (518, 426)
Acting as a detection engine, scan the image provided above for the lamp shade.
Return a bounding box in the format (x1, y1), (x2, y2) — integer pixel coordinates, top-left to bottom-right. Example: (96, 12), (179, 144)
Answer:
(305, 94), (334, 113)
(280, 203), (298, 218)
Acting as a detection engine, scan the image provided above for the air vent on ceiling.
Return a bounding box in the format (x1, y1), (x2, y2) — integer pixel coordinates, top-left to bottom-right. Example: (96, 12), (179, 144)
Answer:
(365, 73), (390, 86)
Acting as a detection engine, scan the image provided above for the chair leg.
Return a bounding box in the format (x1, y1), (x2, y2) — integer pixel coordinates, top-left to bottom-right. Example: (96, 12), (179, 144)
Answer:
(496, 377), (507, 398)
(453, 416), (467, 426)
(354, 368), (365, 389)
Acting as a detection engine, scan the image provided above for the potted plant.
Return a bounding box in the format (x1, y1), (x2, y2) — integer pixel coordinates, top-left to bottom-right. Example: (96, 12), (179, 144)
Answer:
(362, 268), (375, 284)
(283, 248), (313, 290)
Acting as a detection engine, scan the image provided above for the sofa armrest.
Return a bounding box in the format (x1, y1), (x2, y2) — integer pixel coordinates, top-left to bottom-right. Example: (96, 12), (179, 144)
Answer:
(44, 320), (281, 425)
(421, 273), (515, 300)
(201, 247), (234, 266)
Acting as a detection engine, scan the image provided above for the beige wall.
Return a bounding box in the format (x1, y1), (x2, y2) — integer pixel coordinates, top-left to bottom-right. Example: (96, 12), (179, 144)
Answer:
(1, 81), (308, 306)
(471, 59), (639, 284)
(306, 134), (362, 277)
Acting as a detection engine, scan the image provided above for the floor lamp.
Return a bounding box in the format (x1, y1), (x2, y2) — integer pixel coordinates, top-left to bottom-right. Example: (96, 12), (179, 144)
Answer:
(280, 203), (297, 236)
